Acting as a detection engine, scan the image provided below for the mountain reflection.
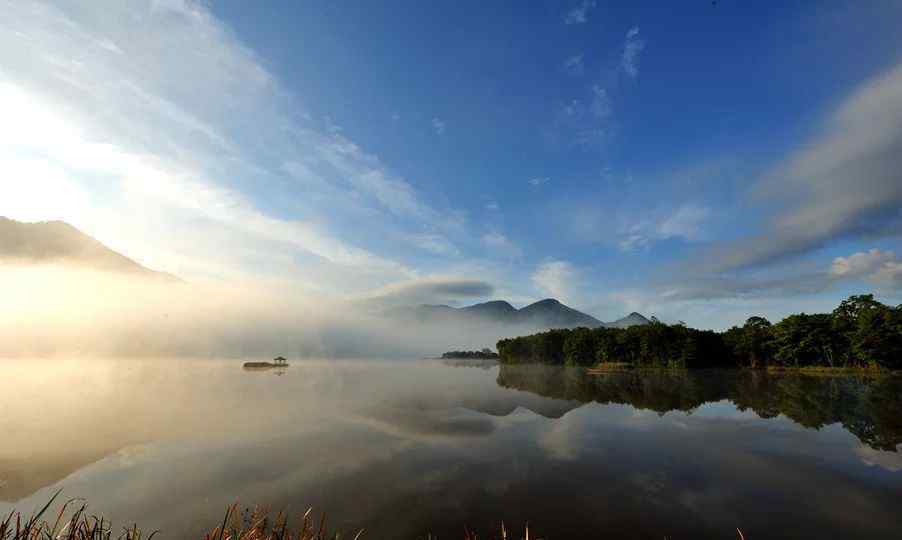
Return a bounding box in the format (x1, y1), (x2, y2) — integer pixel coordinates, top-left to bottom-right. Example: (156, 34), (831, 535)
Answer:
(496, 366), (902, 451)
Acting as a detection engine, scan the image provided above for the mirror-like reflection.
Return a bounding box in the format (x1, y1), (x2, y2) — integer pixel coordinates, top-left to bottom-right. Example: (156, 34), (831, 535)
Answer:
(1, 359), (900, 540)
(496, 365), (902, 451)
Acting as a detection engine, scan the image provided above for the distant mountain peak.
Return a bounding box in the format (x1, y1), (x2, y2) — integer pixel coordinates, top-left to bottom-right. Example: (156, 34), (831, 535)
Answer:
(386, 297), (614, 330)
(0, 217), (179, 281)
(469, 300), (516, 310)
(606, 312), (651, 328)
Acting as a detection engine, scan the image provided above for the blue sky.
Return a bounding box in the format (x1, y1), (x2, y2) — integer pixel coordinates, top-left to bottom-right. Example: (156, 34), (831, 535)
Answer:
(2, 0), (902, 328)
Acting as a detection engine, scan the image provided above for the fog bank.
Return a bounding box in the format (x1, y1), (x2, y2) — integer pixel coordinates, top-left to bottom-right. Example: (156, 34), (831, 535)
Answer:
(0, 264), (534, 358)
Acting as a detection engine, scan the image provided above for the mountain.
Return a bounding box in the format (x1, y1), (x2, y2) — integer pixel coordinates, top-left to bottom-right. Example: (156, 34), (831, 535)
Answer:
(516, 298), (602, 327)
(386, 298), (648, 331)
(606, 312), (652, 328)
(0, 217), (178, 280)
(461, 300), (517, 319)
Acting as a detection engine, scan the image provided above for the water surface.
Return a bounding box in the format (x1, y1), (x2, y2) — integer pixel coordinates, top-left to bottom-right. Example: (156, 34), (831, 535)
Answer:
(1, 359), (900, 539)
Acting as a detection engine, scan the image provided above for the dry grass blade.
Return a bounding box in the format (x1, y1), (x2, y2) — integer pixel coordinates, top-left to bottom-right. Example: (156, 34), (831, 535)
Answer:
(2, 494), (749, 540)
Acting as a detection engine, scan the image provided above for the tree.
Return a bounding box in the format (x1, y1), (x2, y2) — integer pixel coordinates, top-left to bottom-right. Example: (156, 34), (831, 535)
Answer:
(738, 316), (774, 367)
(832, 294), (882, 365)
(563, 327), (597, 366)
(496, 295), (902, 371)
(773, 313), (835, 367)
(852, 304), (902, 369)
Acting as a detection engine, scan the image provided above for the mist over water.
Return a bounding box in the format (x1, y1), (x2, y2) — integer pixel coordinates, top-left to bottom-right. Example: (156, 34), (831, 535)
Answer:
(0, 264), (541, 358)
(1, 358), (900, 539)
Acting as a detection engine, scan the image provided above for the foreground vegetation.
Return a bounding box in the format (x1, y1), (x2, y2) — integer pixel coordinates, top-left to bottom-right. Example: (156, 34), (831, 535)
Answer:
(1, 494), (749, 540)
(0, 494), (347, 540)
(497, 295), (902, 369)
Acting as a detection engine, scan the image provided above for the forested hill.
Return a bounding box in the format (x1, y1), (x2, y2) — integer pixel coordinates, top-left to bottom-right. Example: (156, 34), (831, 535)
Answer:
(497, 295), (902, 370)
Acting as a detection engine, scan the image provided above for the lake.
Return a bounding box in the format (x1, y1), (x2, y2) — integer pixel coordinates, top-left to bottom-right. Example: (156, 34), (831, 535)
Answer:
(1, 358), (901, 539)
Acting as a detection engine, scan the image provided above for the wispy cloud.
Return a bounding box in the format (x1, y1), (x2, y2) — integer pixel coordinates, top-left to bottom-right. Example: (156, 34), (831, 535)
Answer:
(532, 260), (579, 302)
(529, 176), (551, 187)
(590, 85), (612, 119)
(563, 54), (585, 75)
(831, 248), (902, 289)
(553, 86), (614, 149)
(408, 233), (459, 256)
(482, 231), (522, 258)
(0, 0), (470, 294)
(432, 117), (446, 135)
(697, 62), (902, 272)
(612, 247), (902, 322)
(358, 276), (494, 309)
(619, 204), (711, 251)
(563, 1), (597, 25)
(622, 26), (645, 77)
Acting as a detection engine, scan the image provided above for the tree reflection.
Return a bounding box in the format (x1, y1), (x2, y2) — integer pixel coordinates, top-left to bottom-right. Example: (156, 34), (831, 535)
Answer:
(496, 365), (902, 451)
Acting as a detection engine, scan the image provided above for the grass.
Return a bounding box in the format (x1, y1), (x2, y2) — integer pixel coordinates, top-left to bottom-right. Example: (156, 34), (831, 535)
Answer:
(2, 492), (748, 540)
(1, 491), (156, 540)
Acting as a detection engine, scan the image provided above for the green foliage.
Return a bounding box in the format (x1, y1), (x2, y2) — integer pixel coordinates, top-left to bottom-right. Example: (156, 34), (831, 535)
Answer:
(497, 295), (902, 369)
(852, 304), (902, 369)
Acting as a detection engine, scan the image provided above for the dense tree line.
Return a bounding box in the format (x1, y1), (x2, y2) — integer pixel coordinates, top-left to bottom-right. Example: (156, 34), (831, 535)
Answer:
(497, 295), (902, 370)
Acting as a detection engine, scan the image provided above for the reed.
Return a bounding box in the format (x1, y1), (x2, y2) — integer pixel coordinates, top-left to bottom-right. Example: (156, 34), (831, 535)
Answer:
(2, 492), (747, 540)
(0, 491), (153, 540)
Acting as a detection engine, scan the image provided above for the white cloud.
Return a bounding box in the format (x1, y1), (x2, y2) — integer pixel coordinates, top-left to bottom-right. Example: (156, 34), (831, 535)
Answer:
(532, 260), (578, 302)
(408, 233), (459, 256)
(656, 204), (710, 241)
(622, 26), (645, 77)
(857, 445), (902, 472)
(529, 176), (550, 187)
(485, 201), (500, 211)
(619, 203), (710, 251)
(590, 85), (612, 119)
(829, 248), (902, 289)
(0, 0), (468, 292)
(700, 62), (902, 272)
(871, 261), (902, 289)
(563, 1), (597, 25)
(554, 85), (614, 149)
(830, 248), (896, 277)
(432, 117), (446, 135)
(482, 231), (522, 258)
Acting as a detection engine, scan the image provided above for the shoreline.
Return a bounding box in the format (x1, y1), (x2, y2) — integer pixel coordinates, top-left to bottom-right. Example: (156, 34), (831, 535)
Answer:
(581, 362), (896, 376)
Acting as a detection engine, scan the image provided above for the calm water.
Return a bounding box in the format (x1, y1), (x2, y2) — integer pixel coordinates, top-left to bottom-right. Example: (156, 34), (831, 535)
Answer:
(1, 358), (901, 539)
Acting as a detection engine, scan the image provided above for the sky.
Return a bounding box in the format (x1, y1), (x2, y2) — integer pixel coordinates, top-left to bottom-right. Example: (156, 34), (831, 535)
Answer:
(1, 0), (902, 329)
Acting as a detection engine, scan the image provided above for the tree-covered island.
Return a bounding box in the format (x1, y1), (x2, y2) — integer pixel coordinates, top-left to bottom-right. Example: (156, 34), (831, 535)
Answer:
(441, 348), (500, 359)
